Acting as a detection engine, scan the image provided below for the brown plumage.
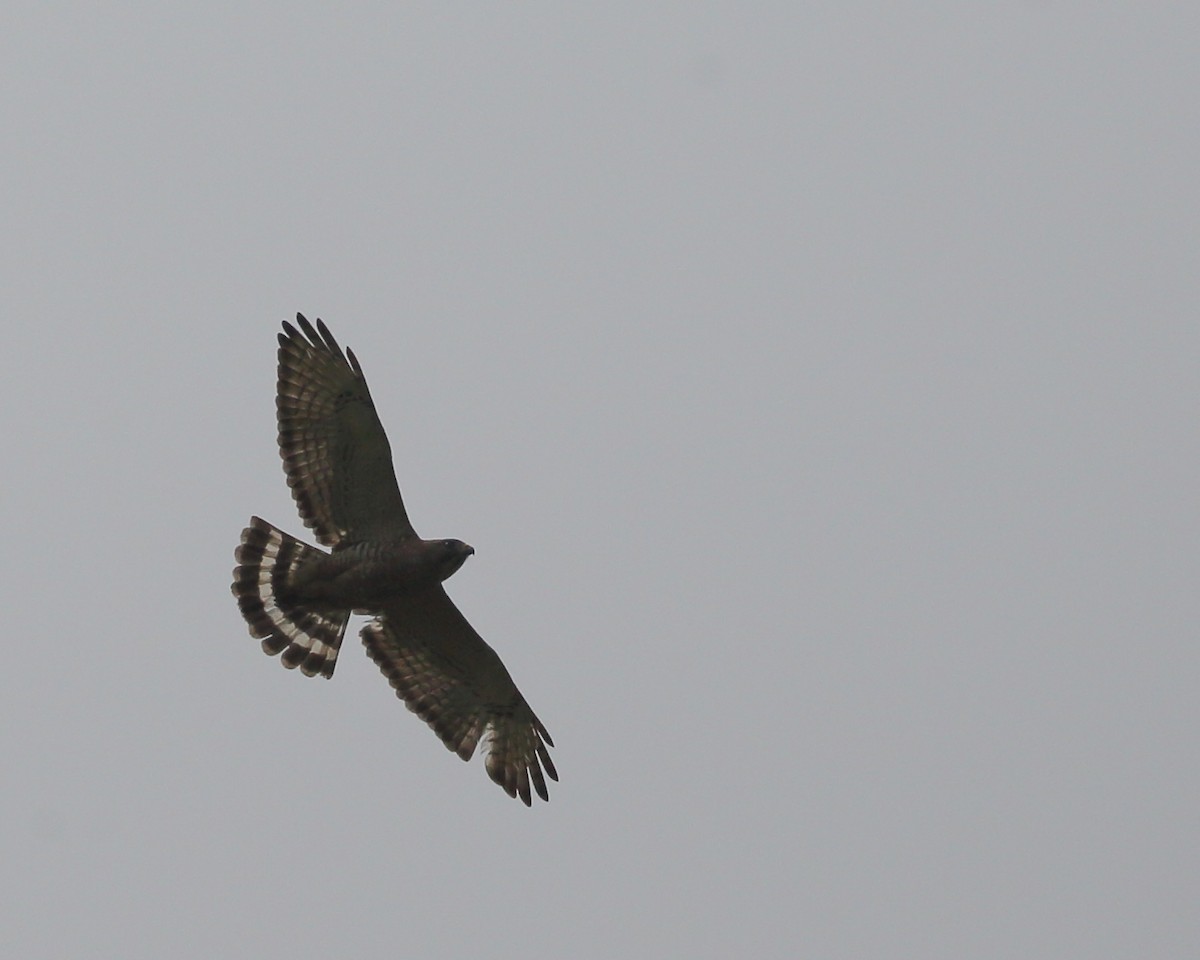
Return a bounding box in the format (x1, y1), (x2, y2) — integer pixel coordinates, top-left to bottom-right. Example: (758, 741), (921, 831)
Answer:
(232, 315), (557, 805)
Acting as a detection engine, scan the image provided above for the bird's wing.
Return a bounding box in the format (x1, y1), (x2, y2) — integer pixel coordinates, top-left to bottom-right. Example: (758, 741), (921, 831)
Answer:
(276, 314), (415, 547)
(362, 586), (557, 805)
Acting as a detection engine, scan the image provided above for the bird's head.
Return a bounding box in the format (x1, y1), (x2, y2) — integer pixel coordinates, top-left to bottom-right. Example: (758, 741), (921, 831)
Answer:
(433, 538), (475, 581)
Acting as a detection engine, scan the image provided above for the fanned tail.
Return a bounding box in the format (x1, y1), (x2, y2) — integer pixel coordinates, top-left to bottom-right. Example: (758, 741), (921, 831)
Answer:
(231, 517), (350, 678)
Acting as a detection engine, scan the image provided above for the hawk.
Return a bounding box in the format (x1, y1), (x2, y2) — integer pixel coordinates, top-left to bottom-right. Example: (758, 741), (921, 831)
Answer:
(232, 315), (557, 805)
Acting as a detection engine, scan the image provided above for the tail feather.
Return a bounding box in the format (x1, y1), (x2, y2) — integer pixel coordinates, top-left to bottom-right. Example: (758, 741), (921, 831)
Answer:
(232, 517), (349, 678)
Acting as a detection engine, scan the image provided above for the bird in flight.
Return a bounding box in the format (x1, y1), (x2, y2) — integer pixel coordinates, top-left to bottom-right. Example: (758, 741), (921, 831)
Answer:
(232, 315), (557, 804)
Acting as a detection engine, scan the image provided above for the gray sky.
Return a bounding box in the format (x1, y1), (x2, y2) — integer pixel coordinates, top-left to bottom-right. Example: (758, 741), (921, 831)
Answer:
(2, 5), (1196, 958)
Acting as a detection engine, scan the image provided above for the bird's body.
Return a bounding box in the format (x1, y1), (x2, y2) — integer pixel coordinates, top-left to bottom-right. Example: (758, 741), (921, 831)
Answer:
(289, 537), (473, 610)
(232, 315), (556, 805)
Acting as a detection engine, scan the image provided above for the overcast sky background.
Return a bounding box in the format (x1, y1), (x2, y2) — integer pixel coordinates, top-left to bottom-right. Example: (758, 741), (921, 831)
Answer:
(2, 5), (1196, 958)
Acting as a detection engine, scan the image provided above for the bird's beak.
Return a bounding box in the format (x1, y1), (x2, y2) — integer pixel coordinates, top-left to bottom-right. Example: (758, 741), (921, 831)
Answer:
(464, 544), (475, 556)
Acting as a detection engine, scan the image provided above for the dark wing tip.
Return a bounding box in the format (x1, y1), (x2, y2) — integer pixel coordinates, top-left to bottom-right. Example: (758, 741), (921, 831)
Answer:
(484, 724), (555, 806)
(282, 314), (352, 369)
(537, 740), (558, 782)
(294, 312), (321, 346)
(314, 317), (342, 355)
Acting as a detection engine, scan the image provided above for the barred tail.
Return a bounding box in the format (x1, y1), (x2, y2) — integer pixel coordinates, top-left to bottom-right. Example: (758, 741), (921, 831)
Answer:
(231, 517), (350, 679)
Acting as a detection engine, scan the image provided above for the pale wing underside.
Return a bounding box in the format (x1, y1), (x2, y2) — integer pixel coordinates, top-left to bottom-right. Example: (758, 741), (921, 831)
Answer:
(361, 586), (557, 805)
(277, 315), (415, 547)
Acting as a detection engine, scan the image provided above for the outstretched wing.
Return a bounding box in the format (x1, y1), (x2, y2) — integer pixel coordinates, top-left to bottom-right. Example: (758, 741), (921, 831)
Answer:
(361, 586), (557, 805)
(276, 314), (415, 548)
